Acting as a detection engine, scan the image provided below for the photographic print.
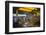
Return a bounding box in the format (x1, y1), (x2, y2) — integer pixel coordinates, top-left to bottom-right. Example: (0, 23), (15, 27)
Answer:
(13, 7), (40, 28)
(5, 1), (45, 34)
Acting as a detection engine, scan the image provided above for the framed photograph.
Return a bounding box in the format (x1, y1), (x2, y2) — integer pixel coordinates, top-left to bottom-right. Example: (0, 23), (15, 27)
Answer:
(5, 1), (45, 34)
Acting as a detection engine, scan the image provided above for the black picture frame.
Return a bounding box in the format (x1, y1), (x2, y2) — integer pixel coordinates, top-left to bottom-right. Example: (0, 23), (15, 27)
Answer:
(5, 1), (45, 34)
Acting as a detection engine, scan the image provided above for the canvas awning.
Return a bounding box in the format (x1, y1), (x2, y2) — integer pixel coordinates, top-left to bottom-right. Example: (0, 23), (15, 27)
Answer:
(18, 7), (35, 12)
